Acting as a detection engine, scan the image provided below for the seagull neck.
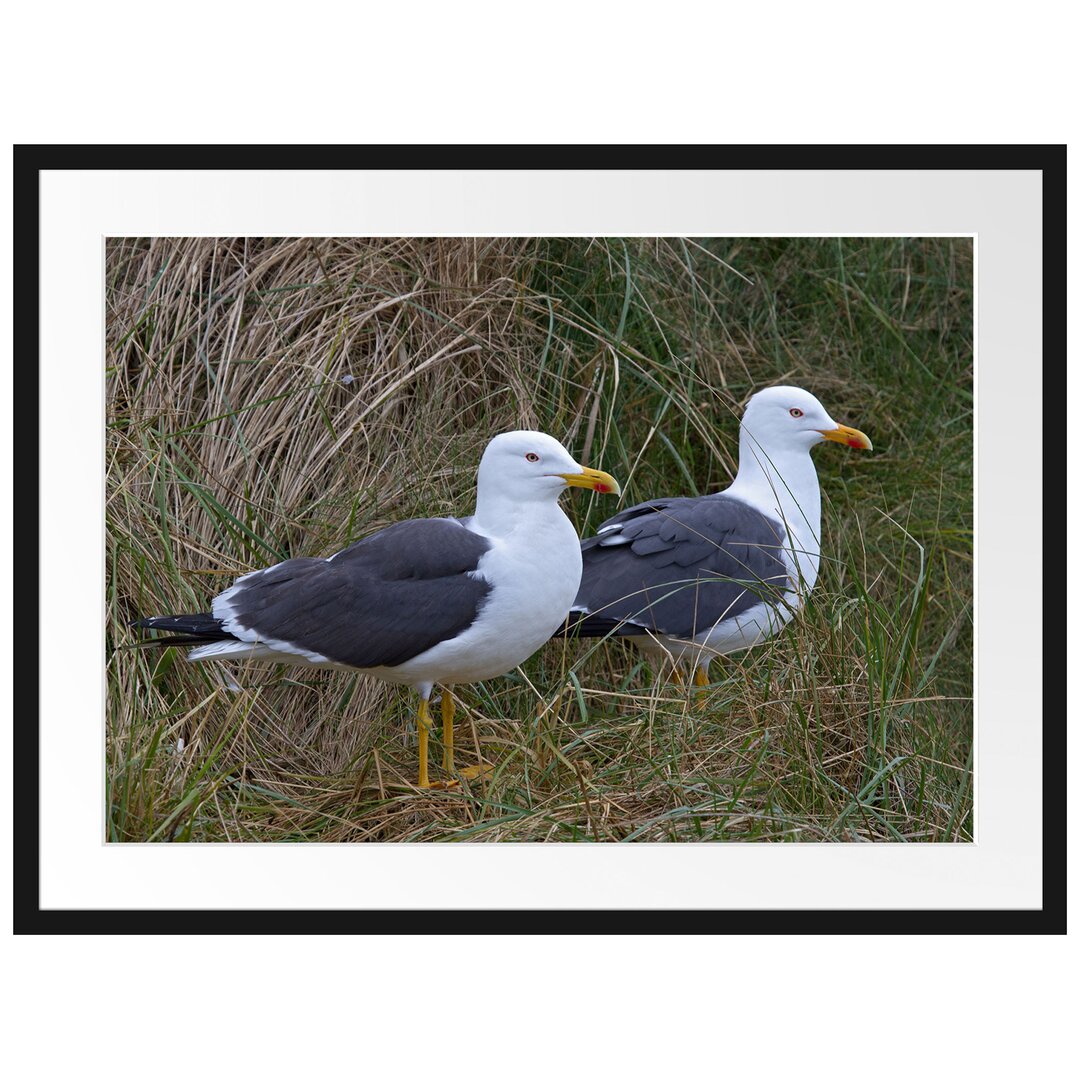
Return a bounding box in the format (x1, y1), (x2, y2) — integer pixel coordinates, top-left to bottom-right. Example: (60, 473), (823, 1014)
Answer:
(472, 489), (566, 537)
(726, 431), (822, 549)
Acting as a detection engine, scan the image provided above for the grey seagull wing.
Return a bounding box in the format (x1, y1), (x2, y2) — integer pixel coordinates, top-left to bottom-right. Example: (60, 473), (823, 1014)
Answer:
(216, 517), (493, 668)
(569, 495), (790, 639)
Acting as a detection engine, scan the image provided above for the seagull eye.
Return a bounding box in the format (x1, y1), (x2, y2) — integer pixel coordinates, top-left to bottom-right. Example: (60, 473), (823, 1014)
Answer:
(789, 408), (804, 418)
(525, 452), (540, 462)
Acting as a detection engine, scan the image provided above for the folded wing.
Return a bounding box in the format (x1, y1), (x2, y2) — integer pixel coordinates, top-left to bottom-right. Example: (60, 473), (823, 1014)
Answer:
(136, 518), (495, 670)
(569, 495), (790, 639)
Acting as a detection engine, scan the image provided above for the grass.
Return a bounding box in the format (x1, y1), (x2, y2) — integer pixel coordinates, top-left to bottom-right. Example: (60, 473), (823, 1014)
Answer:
(106, 236), (973, 842)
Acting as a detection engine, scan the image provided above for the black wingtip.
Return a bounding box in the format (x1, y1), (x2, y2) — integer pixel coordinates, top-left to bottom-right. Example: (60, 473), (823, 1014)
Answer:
(129, 613), (236, 644)
(555, 611), (647, 640)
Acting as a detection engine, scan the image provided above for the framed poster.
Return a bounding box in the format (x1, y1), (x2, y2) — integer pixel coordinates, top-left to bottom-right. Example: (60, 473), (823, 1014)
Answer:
(17, 144), (1063, 931)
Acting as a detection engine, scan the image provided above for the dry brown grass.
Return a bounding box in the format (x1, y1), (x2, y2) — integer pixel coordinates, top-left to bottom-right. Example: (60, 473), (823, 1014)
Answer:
(106, 236), (973, 842)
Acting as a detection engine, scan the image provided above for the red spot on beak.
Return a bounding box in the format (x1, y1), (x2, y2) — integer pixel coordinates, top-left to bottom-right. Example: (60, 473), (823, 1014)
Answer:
(847, 437), (863, 449)
(594, 483), (610, 493)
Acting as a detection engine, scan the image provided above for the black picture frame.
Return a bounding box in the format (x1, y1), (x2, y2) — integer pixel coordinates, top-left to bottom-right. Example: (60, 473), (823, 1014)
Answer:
(15, 144), (1065, 934)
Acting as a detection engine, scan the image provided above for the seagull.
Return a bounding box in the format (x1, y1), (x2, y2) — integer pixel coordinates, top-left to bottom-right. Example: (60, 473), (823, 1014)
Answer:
(564, 386), (872, 685)
(133, 431), (620, 788)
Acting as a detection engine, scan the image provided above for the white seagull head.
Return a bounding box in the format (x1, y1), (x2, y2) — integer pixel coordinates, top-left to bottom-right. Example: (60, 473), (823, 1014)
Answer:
(477, 430), (621, 504)
(741, 386), (873, 455)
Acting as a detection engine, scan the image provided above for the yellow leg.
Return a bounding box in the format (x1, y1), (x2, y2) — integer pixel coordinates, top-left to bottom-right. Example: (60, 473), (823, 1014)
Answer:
(413, 691), (489, 786)
(417, 698), (432, 788)
(671, 666), (684, 686)
(442, 691), (455, 773)
(454, 693), (492, 781)
(693, 665), (710, 711)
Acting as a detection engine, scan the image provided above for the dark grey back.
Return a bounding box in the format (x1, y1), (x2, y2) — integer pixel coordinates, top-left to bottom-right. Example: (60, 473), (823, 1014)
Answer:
(573, 495), (789, 638)
(225, 517), (493, 669)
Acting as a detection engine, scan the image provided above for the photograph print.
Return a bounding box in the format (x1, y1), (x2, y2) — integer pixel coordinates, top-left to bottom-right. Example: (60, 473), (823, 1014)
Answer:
(108, 235), (973, 843)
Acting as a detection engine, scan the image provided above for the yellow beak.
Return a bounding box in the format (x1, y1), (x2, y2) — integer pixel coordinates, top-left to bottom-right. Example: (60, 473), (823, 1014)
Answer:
(557, 466), (621, 496)
(818, 424), (873, 451)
